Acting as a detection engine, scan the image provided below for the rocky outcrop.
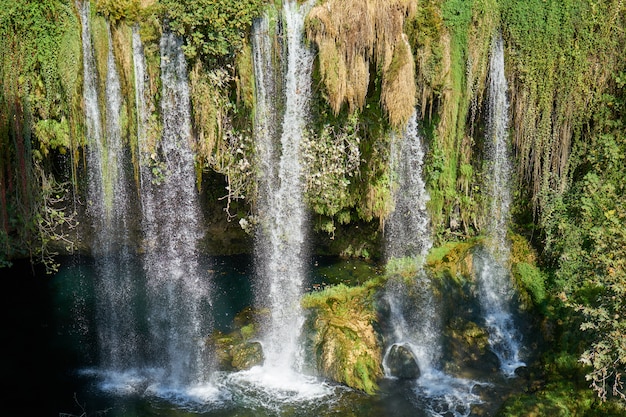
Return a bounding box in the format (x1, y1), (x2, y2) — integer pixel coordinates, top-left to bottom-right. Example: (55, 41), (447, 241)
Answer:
(210, 307), (265, 371)
(301, 281), (384, 394)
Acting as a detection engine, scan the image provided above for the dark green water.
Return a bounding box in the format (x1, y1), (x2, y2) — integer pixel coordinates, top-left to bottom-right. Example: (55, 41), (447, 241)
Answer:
(3, 255), (525, 417)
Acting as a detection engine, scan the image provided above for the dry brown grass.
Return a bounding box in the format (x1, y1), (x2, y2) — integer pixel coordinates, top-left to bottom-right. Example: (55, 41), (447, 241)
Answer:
(381, 34), (416, 127)
(306, 0), (416, 126)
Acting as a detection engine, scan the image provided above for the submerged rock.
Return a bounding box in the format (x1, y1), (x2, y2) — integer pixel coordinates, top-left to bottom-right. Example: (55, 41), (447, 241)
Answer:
(445, 317), (500, 374)
(385, 344), (420, 379)
(210, 308), (265, 371)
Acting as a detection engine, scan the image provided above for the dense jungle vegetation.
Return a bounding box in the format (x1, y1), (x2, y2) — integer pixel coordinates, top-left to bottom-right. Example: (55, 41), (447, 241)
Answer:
(1, 0), (625, 414)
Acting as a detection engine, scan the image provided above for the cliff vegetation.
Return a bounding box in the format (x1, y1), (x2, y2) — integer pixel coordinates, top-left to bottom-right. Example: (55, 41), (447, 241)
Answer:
(1, 0), (625, 410)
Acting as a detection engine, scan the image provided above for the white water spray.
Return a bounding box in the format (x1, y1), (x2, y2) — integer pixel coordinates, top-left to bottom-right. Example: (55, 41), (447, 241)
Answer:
(136, 31), (212, 387)
(78, 0), (138, 371)
(476, 31), (525, 377)
(383, 111), (486, 417)
(229, 1), (334, 403)
(254, 0), (314, 373)
(383, 110), (437, 372)
(386, 111), (432, 260)
(78, 0), (104, 219)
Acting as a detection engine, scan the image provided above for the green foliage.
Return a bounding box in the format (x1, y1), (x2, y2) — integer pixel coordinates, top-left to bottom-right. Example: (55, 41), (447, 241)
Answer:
(499, 379), (621, 417)
(158, 0), (265, 65)
(302, 111), (361, 219)
(501, 0), (626, 214)
(513, 262), (546, 305)
(416, 0), (497, 238)
(0, 0), (80, 267)
(33, 118), (71, 159)
(96, 0), (140, 23)
(542, 75), (626, 404)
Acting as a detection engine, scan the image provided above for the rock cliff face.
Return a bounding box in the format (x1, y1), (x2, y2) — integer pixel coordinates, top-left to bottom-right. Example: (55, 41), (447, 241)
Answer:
(2, 0), (624, 264)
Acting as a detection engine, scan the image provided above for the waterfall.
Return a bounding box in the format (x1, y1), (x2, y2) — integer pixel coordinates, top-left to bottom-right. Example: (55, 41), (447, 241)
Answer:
(77, 7), (213, 391)
(384, 112), (485, 417)
(476, 31), (525, 377)
(78, 0), (104, 220)
(136, 31), (212, 387)
(386, 111), (432, 261)
(253, 0), (314, 373)
(486, 33), (513, 251)
(383, 110), (438, 371)
(219, 2), (334, 405)
(78, 0), (139, 371)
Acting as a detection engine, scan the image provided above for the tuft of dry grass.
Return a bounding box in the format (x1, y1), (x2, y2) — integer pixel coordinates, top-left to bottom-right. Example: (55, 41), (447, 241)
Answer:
(381, 34), (416, 127)
(306, 0), (416, 126)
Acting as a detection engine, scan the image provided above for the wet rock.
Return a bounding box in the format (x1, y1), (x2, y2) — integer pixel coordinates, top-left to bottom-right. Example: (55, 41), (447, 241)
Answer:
(386, 344), (420, 379)
(444, 318), (500, 374)
(209, 307), (265, 371)
(231, 341), (264, 370)
(514, 365), (530, 379)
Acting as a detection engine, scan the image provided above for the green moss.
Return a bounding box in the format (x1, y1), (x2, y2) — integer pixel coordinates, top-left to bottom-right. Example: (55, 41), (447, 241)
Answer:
(514, 262), (546, 306)
(385, 256), (422, 282)
(425, 238), (480, 284)
(96, 0), (140, 23)
(209, 308), (264, 371)
(235, 40), (255, 113)
(302, 280), (384, 394)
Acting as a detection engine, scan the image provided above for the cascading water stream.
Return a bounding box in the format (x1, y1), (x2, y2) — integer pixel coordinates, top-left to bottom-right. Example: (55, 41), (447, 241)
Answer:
(222, 1), (333, 405)
(78, 0), (139, 372)
(137, 31), (213, 389)
(383, 110), (436, 372)
(384, 111), (485, 417)
(254, 0), (314, 373)
(76, 11), (214, 396)
(385, 112), (432, 261)
(476, 31), (525, 377)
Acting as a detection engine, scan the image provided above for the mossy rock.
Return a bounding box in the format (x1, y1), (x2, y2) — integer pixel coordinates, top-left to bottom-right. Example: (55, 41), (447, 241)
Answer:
(444, 317), (499, 374)
(231, 341), (264, 370)
(385, 343), (420, 380)
(426, 239), (483, 286)
(209, 307), (265, 371)
(302, 281), (384, 394)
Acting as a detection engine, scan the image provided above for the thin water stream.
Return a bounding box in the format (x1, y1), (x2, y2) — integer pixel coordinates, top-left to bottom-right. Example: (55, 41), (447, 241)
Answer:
(75, 15), (214, 393)
(383, 111), (489, 417)
(476, 32), (525, 376)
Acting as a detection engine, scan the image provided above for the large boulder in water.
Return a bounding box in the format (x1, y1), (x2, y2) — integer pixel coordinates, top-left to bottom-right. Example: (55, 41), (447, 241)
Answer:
(385, 344), (420, 379)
